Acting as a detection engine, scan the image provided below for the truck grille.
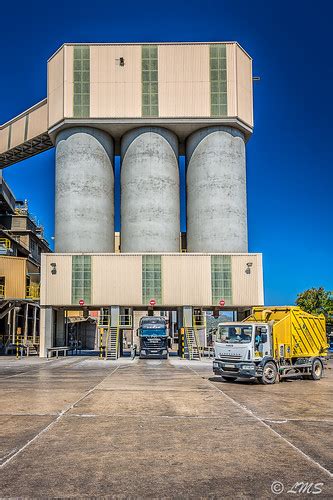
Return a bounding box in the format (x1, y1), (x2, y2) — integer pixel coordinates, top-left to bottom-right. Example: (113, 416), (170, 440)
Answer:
(219, 354), (242, 361)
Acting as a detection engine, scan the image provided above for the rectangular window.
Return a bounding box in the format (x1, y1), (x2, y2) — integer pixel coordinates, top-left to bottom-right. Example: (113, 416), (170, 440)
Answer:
(211, 255), (232, 305)
(210, 44), (227, 117)
(142, 255), (162, 304)
(142, 46), (158, 117)
(72, 255), (91, 304)
(73, 46), (90, 118)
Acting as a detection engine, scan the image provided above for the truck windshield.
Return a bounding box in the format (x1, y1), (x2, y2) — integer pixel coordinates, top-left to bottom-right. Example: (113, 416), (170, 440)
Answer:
(140, 317), (165, 325)
(216, 325), (253, 344)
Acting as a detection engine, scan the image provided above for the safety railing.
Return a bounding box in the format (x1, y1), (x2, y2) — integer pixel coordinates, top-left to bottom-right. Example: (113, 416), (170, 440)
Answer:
(118, 314), (132, 328)
(0, 284), (5, 298)
(26, 284), (40, 299)
(193, 312), (206, 329)
(0, 238), (11, 249)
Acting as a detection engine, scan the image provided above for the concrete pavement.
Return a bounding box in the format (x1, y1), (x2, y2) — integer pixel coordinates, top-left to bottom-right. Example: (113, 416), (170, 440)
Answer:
(0, 356), (332, 498)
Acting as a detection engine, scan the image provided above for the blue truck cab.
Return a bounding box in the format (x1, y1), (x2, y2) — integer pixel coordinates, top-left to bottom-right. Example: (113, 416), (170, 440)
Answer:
(138, 316), (168, 359)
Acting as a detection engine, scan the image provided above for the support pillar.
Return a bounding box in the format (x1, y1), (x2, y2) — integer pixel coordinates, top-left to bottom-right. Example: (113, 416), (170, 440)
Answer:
(24, 303), (29, 343)
(56, 309), (65, 346)
(111, 306), (120, 327)
(39, 307), (54, 358)
(182, 306), (193, 328)
(32, 306), (37, 344)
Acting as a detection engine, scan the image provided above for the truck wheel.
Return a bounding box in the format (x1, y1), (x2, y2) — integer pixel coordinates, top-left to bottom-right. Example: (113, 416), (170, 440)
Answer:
(309, 359), (323, 380)
(221, 376), (237, 382)
(259, 361), (278, 385)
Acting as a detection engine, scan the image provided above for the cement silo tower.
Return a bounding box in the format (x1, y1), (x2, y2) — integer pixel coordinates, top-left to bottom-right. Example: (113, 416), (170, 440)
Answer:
(0, 42), (254, 256)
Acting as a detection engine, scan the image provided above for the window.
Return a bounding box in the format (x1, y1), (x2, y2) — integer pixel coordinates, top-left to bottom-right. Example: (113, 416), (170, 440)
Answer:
(142, 46), (158, 117)
(142, 255), (162, 304)
(73, 46), (90, 118)
(211, 255), (232, 305)
(72, 255), (91, 304)
(210, 44), (227, 117)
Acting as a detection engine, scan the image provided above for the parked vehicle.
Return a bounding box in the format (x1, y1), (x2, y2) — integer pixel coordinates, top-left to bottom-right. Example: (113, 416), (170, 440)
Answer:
(213, 307), (328, 384)
(138, 316), (168, 359)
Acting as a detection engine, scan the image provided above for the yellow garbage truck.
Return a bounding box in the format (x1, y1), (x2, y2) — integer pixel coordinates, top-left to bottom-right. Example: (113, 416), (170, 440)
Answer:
(213, 307), (328, 385)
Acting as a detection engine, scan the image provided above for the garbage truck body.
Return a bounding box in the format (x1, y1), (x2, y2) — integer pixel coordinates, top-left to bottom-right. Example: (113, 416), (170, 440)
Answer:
(213, 307), (328, 384)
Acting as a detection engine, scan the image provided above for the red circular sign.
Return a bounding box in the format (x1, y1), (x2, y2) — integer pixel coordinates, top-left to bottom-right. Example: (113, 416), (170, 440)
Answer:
(149, 299), (156, 306)
(79, 299), (85, 306)
(219, 299), (225, 307)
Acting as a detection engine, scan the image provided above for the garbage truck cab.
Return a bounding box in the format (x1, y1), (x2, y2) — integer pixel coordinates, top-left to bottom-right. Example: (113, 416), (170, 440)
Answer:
(138, 316), (169, 359)
(213, 307), (328, 385)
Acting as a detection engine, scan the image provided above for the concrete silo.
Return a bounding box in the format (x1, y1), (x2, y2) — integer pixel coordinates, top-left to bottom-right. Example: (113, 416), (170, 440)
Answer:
(186, 126), (248, 253)
(121, 127), (180, 252)
(55, 127), (114, 253)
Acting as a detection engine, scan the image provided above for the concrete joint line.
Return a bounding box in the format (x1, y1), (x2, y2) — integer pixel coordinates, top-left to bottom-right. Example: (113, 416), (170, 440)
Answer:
(0, 365), (120, 470)
(186, 365), (333, 479)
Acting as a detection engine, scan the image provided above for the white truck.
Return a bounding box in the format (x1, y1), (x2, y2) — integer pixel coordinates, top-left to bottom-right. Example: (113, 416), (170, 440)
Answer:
(213, 307), (328, 385)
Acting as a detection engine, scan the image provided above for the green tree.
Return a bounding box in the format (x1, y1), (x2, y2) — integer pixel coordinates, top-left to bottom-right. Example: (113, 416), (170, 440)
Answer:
(296, 287), (333, 319)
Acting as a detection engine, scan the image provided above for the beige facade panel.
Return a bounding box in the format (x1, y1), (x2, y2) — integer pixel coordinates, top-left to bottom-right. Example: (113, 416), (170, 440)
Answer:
(162, 255), (212, 306)
(90, 45), (141, 118)
(48, 47), (64, 128)
(231, 254), (263, 306)
(92, 255), (142, 305)
(10, 116), (26, 149)
(27, 102), (48, 140)
(158, 45), (210, 117)
(0, 127), (9, 154)
(236, 46), (253, 127)
(41, 253), (263, 307)
(0, 257), (26, 299)
(226, 44), (238, 117)
(40, 254), (72, 305)
(64, 45), (74, 118)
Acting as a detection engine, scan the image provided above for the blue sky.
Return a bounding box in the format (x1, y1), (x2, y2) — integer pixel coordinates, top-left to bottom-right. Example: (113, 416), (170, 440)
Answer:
(1, 0), (332, 305)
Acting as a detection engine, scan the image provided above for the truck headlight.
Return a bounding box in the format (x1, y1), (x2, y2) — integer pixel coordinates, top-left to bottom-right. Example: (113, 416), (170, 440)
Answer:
(141, 350), (146, 355)
(241, 363), (254, 370)
(213, 362), (219, 368)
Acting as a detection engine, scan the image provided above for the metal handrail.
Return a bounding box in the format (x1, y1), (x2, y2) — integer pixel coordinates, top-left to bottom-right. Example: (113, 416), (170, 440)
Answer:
(0, 284), (5, 298)
(0, 238), (11, 249)
(26, 284), (40, 299)
(118, 314), (132, 328)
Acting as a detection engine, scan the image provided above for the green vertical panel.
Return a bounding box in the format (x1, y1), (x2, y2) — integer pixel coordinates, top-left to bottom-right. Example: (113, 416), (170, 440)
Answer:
(73, 46), (90, 118)
(142, 45), (158, 117)
(72, 255), (91, 304)
(210, 44), (227, 117)
(211, 255), (232, 305)
(142, 255), (162, 304)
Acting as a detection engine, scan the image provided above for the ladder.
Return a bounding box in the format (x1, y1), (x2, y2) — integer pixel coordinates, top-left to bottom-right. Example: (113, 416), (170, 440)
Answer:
(106, 327), (119, 360)
(184, 327), (201, 360)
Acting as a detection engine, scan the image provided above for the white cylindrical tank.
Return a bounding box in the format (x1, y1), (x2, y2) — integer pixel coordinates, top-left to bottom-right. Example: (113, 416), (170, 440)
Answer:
(55, 127), (114, 253)
(186, 126), (248, 253)
(121, 127), (180, 252)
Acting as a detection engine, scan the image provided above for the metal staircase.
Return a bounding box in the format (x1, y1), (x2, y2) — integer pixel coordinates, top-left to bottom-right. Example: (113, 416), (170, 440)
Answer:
(106, 327), (119, 360)
(184, 327), (201, 360)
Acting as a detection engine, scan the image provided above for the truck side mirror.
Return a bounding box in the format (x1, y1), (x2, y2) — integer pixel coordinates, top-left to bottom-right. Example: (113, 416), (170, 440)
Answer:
(261, 333), (268, 343)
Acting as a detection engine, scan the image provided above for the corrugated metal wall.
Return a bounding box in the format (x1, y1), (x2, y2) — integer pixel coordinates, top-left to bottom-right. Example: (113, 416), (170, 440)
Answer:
(90, 45), (142, 118)
(92, 255), (142, 305)
(40, 254), (72, 305)
(162, 255), (212, 305)
(0, 256), (26, 299)
(48, 47), (64, 128)
(158, 44), (210, 117)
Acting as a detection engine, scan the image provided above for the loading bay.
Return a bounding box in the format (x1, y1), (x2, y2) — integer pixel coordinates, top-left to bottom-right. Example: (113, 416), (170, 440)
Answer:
(0, 357), (332, 498)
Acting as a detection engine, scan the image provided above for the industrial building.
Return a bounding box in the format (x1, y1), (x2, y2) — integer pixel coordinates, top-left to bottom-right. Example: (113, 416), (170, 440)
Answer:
(0, 42), (263, 358)
(0, 174), (50, 354)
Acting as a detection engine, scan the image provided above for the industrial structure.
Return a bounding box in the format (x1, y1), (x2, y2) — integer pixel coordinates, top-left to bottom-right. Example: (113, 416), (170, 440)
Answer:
(0, 42), (263, 358)
(0, 174), (50, 354)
